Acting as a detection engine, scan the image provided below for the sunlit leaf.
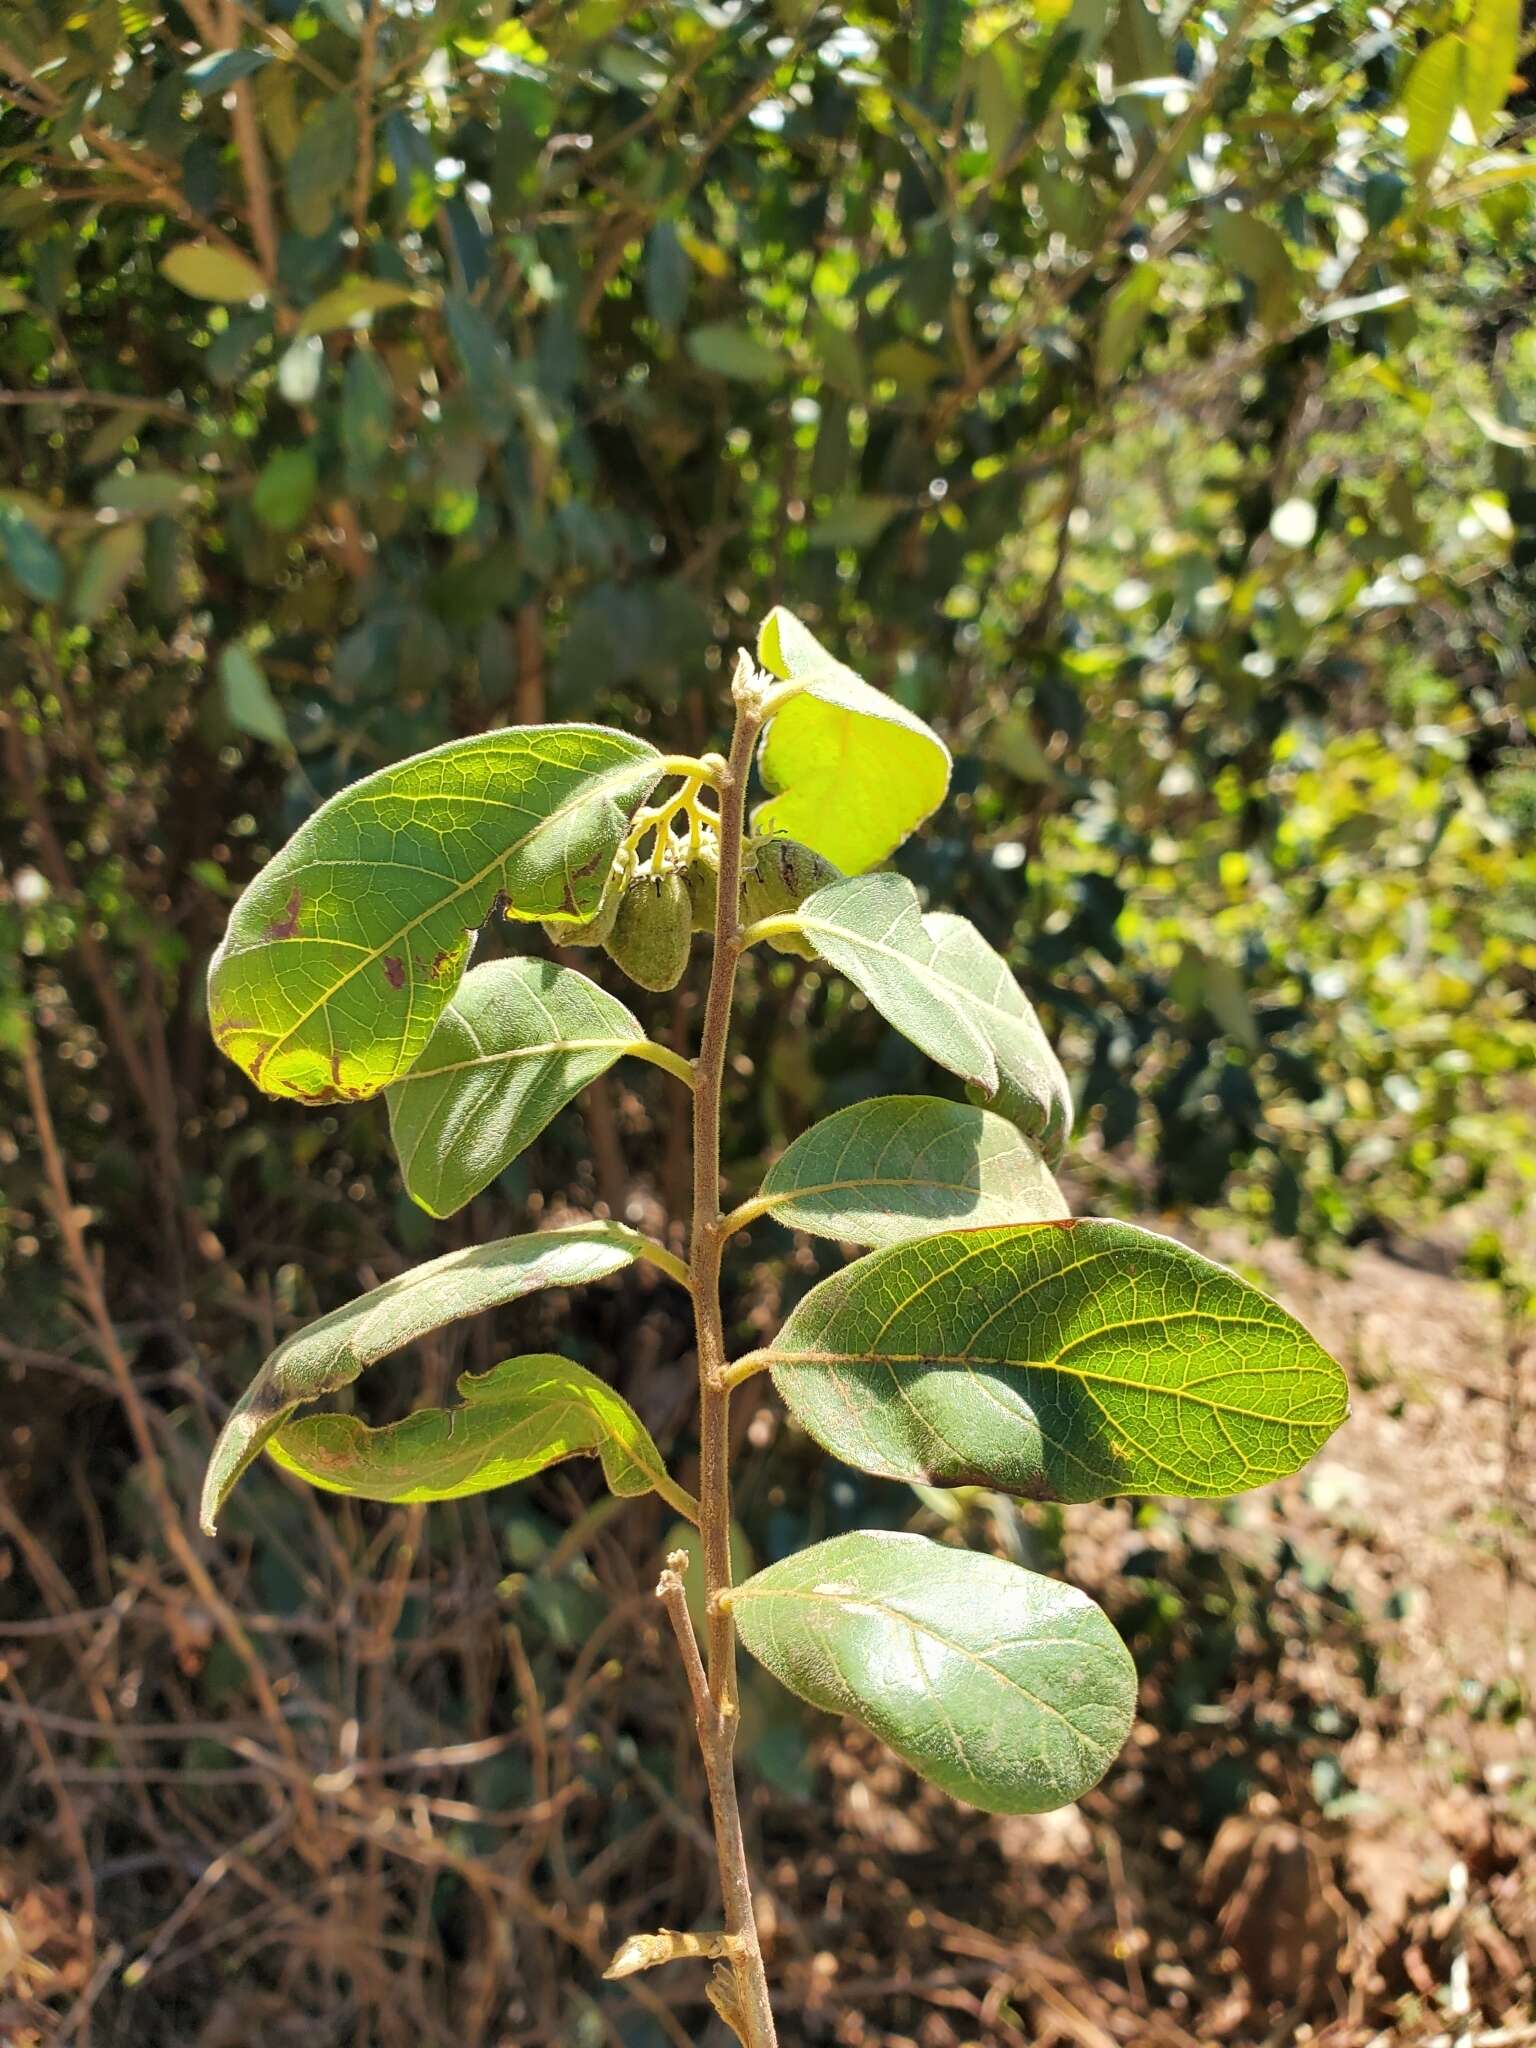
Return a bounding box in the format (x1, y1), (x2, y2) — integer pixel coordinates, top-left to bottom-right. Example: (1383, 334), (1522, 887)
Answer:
(753, 607), (951, 873)
(298, 277), (421, 335)
(199, 1222), (651, 1531)
(764, 1221), (1348, 1502)
(270, 1352), (696, 1517)
(1402, 35), (1460, 176)
(733, 1531), (1137, 1813)
(387, 957), (670, 1218)
(753, 1096), (1067, 1246)
(1463, 0), (1519, 135)
(160, 241), (268, 303)
(207, 726), (662, 1101)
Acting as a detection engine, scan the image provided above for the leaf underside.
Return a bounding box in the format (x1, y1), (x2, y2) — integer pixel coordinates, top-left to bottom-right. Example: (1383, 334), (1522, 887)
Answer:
(733, 1530), (1138, 1814)
(207, 723), (661, 1103)
(386, 957), (648, 1218)
(790, 875), (1073, 1160)
(754, 607), (951, 874)
(269, 1351), (688, 1512)
(766, 1221), (1348, 1502)
(199, 1223), (645, 1532)
(757, 1095), (1068, 1246)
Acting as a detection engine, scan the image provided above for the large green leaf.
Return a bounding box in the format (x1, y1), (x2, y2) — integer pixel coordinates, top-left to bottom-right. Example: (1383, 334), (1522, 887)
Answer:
(270, 1352), (696, 1519)
(207, 726), (662, 1102)
(200, 1223), (652, 1531)
(778, 878), (1072, 1159)
(732, 1531), (1137, 1814)
(762, 1222), (1348, 1502)
(1462, 0), (1519, 135)
(160, 241), (268, 303)
(1402, 34), (1460, 175)
(386, 957), (677, 1219)
(749, 1096), (1067, 1247)
(753, 608), (951, 874)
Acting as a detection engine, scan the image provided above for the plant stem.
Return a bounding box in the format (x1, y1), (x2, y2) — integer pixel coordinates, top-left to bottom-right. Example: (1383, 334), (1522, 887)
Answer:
(681, 679), (778, 2046)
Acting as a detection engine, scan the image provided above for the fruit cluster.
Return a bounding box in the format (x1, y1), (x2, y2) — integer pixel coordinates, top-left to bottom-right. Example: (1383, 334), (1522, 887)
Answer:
(545, 810), (838, 991)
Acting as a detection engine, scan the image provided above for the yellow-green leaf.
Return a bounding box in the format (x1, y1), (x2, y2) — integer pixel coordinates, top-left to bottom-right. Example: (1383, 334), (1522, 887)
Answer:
(160, 241), (269, 303)
(270, 1352), (696, 1518)
(200, 1222), (650, 1531)
(754, 607), (951, 873)
(298, 277), (421, 334)
(1402, 35), (1461, 176)
(1462, 0), (1519, 135)
(207, 726), (662, 1102)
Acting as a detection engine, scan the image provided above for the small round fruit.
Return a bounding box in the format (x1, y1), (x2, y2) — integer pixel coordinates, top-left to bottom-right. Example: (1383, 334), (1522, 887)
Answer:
(604, 871), (692, 991)
(740, 838), (840, 959)
(684, 841), (721, 935)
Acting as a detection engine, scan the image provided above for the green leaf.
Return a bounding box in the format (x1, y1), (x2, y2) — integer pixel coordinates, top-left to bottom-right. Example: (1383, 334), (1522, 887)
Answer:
(763, 1221), (1349, 1502)
(732, 1531), (1137, 1814)
(753, 607), (951, 874)
(753, 1096), (1068, 1247)
(645, 220), (692, 332)
(70, 521), (143, 623)
(199, 1222), (650, 1532)
(251, 447), (317, 533)
(1208, 211), (1298, 329)
(160, 241), (268, 304)
(1096, 261), (1161, 384)
(0, 503), (65, 601)
(220, 643), (289, 748)
(298, 277), (420, 335)
(93, 471), (196, 515)
(270, 1352), (695, 1517)
(1463, 0), (1519, 134)
(341, 347), (395, 470)
(781, 879), (1073, 1160)
(807, 497), (903, 550)
(207, 726), (662, 1101)
(286, 95), (358, 236)
(386, 957), (659, 1218)
(687, 322), (788, 384)
(1402, 35), (1461, 176)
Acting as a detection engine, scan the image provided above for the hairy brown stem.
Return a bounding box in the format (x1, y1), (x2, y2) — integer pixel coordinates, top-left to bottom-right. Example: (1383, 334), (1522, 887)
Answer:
(679, 677), (777, 2045)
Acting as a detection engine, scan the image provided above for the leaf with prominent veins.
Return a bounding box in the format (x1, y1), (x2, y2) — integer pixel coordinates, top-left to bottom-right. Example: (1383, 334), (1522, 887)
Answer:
(270, 1352), (697, 1520)
(762, 1221), (1348, 1502)
(732, 1531), (1137, 1813)
(777, 879), (1073, 1157)
(207, 724), (663, 1103)
(744, 1095), (1067, 1245)
(200, 1223), (656, 1532)
(387, 958), (688, 1218)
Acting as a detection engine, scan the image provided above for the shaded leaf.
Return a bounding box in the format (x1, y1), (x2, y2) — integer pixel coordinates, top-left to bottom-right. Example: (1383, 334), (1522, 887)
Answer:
(764, 1221), (1349, 1502)
(687, 322), (787, 383)
(220, 643), (289, 748)
(645, 220), (692, 332)
(71, 521), (143, 622)
(1097, 261), (1161, 384)
(251, 447), (317, 532)
(207, 726), (662, 1101)
(286, 95), (358, 235)
(185, 49), (272, 93)
(733, 1531), (1137, 1813)
(807, 497), (903, 550)
(924, 914), (1074, 1160)
(93, 471), (196, 515)
(270, 1352), (695, 1516)
(387, 957), (664, 1218)
(753, 1095), (1068, 1246)
(754, 607), (951, 873)
(200, 1222), (650, 1530)
(0, 503), (65, 601)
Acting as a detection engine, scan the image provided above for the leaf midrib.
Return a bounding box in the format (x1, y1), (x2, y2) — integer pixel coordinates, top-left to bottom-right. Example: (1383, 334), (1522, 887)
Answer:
(239, 744), (658, 1076)
(734, 1581), (1118, 1755)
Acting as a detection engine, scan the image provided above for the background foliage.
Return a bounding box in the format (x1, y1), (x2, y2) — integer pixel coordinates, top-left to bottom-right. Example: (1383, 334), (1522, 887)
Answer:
(1, 1), (1533, 2043)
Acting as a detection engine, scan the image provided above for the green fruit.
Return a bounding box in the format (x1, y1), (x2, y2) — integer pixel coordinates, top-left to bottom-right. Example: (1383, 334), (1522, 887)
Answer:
(542, 880), (621, 950)
(740, 838), (840, 959)
(604, 871), (692, 991)
(684, 841), (720, 934)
